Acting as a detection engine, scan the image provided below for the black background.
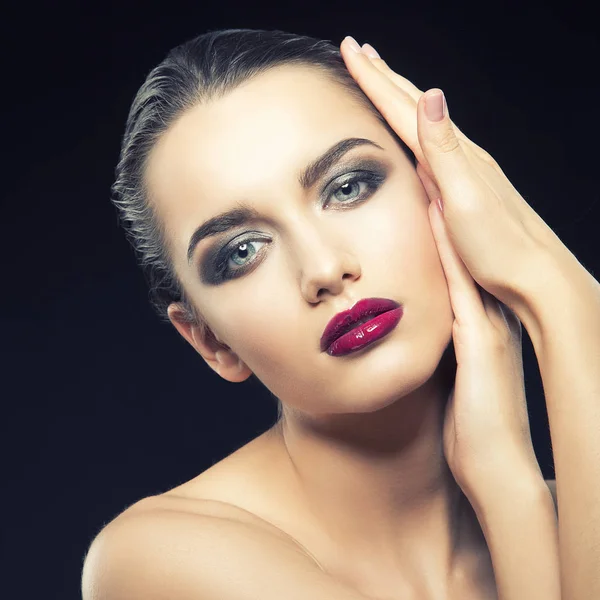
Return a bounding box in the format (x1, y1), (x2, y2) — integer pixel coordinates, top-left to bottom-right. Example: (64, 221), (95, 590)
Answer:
(2, 1), (598, 598)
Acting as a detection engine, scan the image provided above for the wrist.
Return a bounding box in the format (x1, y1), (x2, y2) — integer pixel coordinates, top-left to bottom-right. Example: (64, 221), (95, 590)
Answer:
(512, 244), (600, 348)
(472, 475), (556, 541)
(458, 454), (547, 513)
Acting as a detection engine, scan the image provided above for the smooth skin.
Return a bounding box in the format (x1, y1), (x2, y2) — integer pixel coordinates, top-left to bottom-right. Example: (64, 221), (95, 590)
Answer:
(81, 33), (590, 599)
(350, 36), (600, 598)
(340, 37), (561, 600)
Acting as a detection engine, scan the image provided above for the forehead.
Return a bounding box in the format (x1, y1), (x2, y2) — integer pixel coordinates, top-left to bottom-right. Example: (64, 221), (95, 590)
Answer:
(146, 65), (387, 259)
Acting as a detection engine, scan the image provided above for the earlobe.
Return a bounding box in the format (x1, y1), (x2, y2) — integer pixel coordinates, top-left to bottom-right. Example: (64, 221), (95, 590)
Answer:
(208, 346), (253, 384)
(208, 349), (252, 383)
(214, 350), (252, 383)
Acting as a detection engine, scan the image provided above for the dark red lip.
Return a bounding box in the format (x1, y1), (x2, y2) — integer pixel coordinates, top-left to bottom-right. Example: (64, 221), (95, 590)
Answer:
(320, 297), (401, 353)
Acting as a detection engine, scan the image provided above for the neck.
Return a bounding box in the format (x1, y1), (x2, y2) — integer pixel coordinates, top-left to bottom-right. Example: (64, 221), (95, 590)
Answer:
(270, 342), (485, 590)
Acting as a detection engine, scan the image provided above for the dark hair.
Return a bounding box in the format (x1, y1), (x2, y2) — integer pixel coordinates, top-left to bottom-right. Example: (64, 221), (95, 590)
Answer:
(111, 28), (415, 422)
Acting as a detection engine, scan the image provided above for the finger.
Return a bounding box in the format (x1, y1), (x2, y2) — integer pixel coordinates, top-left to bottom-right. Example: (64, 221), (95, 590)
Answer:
(361, 47), (487, 161)
(427, 199), (487, 327)
(343, 40), (486, 200)
(417, 90), (485, 212)
(361, 44), (425, 100)
(351, 41), (489, 186)
(341, 38), (427, 168)
(428, 186), (511, 336)
(416, 161), (442, 206)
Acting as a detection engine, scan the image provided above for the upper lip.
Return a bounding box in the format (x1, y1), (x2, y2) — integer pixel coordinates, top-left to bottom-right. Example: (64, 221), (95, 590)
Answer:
(320, 297), (401, 352)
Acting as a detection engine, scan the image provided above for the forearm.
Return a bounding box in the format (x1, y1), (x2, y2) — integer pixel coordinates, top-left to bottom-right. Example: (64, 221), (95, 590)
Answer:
(518, 247), (600, 599)
(467, 463), (560, 600)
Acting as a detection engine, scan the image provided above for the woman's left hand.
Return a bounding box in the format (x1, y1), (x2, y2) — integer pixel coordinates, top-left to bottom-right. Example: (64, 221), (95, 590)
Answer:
(340, 37), (567, 315)
(339, 37), (553, 485)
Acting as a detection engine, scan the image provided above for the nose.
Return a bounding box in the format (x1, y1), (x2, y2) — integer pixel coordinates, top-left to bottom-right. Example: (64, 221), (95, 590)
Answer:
(296, 225), (362, 304)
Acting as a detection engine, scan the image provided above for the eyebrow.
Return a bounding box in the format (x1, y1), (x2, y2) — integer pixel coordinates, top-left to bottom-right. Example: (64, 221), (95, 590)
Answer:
(186, 137), (385, 265)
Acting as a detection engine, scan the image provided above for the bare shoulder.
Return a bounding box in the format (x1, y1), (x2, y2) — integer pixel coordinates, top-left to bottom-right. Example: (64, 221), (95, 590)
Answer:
(81, 497), (370, 600)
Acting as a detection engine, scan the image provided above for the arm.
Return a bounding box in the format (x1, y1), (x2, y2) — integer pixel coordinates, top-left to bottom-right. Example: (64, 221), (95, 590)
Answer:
(81, 509), (372, 600)
(465, 462), (561, 600)
(516, 246), (600, 599)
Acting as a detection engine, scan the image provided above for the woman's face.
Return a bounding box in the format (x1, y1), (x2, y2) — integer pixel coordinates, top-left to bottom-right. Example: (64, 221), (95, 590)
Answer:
(146, 64), (454, 416)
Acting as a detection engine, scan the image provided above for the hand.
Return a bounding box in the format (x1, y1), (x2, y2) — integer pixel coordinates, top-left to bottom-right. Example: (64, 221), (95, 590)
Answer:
(340, 38), (546, 493)
(428, 195), (560, 600)
(340, 40), (562, 597)
(429, 192), (543, 495)
(340, 37), (567, 318)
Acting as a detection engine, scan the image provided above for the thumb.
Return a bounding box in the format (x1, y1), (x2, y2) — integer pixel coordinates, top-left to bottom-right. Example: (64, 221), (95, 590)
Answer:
(417, 89), (474, 200)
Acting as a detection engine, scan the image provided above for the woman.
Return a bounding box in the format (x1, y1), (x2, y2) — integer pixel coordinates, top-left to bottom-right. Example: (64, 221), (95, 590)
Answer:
(82, 28), (600, 599)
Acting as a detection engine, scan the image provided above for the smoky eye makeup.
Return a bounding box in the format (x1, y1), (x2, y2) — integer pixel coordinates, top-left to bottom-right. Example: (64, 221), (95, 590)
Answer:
(200, 231), (270, 285)
(197, 156), (391, 285)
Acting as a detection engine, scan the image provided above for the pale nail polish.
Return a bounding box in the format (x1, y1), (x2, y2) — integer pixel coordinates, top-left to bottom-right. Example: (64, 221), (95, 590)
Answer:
(344, 36), (361, 53)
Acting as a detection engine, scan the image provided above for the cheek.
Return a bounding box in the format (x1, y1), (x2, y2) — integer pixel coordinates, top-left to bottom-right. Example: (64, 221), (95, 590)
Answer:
(208, 288), (301, 374)
(201, 179), (453, 389)
(369, 191), (453, 337)
(361, 189), (445, 288)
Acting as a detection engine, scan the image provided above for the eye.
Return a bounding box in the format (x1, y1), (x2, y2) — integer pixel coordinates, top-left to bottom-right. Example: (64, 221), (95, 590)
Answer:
(229, 240), (266, 267)
(330, 179), (367, 204)
(210, 168), (387, 283)
(214, 237), (269, 281)
(325, 170), (385, 209)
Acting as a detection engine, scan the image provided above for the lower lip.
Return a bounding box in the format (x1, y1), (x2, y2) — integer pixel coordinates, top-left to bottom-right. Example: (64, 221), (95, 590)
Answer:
(326, 307), (403, 357)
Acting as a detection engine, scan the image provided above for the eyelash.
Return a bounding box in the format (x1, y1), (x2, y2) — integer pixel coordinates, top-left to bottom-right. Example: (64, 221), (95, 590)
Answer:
(212, 170), (385, 281)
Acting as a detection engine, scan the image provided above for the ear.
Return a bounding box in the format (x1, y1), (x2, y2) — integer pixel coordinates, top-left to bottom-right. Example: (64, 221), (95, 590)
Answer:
(167, 303), (252, 383)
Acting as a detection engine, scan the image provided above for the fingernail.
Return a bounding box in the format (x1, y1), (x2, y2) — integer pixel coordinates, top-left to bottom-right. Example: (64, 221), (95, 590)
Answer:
(425, 90), (447, 122)
(344, 36), (361, 53)
(361, 43), (380, 59)
(437, 198), (444, 214)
